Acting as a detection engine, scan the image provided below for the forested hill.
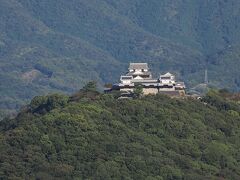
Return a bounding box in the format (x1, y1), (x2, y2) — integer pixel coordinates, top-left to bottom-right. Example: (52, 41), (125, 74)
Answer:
(0, 86), (240, 179)
(1, 0), (240, 118)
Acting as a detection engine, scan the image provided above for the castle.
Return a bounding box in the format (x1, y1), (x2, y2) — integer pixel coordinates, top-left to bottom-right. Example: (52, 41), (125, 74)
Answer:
(109, 63), (186, 96)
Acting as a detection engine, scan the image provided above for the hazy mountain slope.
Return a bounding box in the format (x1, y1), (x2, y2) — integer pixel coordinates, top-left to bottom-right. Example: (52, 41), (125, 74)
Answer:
(1, 0), (240, 118)
(0, 0), (124, 116)
(105, 0), (240, 54)
(104, 0), (240, 89)
(0, 0), (206, 117)
(104, 0), (201, 49)
(207, 46), (240, 91)
(15, 0), (240, 86)
(16, 0), (204, 67)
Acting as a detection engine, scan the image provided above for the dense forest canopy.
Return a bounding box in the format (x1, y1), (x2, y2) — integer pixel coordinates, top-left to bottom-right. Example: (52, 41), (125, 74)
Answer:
(0, 85), (240, 179)
(1, 0), (240, 118)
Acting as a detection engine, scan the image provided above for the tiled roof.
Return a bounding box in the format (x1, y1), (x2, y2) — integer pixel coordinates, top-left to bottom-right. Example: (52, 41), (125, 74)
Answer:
(176, 82), (185, 86)
(161, 72), (173, 77)
(129, 63), (149, 70)
(126, 71), (152, 76)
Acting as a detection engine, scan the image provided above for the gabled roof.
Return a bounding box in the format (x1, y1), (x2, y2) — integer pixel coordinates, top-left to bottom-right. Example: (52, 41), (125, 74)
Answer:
(161, 72), (174, 77)
(133, 75), (143, 80)
(175, 82), (185, 87)
(126, 71), (152, 76)
(129, 63), (149, 70)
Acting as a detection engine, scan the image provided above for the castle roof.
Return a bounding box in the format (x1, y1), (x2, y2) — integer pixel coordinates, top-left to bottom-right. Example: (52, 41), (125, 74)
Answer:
(161, 72), (174, 77)
(129, 63), (149, 70)
(126, 71), (152, 76)
(176, 82), (185, 86)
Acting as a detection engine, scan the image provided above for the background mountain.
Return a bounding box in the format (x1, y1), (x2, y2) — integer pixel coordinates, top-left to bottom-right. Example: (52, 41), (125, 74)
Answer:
(1, 0), (240, 117)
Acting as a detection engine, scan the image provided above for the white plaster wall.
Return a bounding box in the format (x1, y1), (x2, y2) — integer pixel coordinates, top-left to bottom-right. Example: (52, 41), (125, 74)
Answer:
(120, 88), (134, 92)
(161, 80), (175, 84)
(121, 80), (132, 84)
(159, 87), (175, 91)
(143, 88), (158, 95)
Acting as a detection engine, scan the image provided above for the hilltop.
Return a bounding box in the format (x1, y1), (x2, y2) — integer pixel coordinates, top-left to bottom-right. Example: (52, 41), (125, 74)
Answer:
(1, 0), (240, 117)
(0, 85), (240, 179)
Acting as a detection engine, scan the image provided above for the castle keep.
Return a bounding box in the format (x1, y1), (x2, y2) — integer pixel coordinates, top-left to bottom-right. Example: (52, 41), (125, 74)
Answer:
(111, 63), (186, 96)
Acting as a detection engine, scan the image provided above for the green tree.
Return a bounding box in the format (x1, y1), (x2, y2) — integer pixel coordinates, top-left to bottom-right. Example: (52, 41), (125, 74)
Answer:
(83, 81), (97, 92)
(30, 96), (48, 111)
(133, 85), (143, 98)
(46, 94), (69, 111)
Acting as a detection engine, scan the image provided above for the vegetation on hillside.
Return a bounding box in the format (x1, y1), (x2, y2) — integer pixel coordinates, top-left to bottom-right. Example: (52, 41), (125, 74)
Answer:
(0, 84), (240, 179)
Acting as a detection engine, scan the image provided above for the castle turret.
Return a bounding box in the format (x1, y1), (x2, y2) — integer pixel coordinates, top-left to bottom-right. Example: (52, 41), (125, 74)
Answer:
(160, 72), (175, 85)
(126, 63), (152, 79)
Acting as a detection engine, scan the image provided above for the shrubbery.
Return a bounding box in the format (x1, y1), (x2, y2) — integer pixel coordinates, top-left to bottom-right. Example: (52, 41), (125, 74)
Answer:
(0, 89), (240, 179)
